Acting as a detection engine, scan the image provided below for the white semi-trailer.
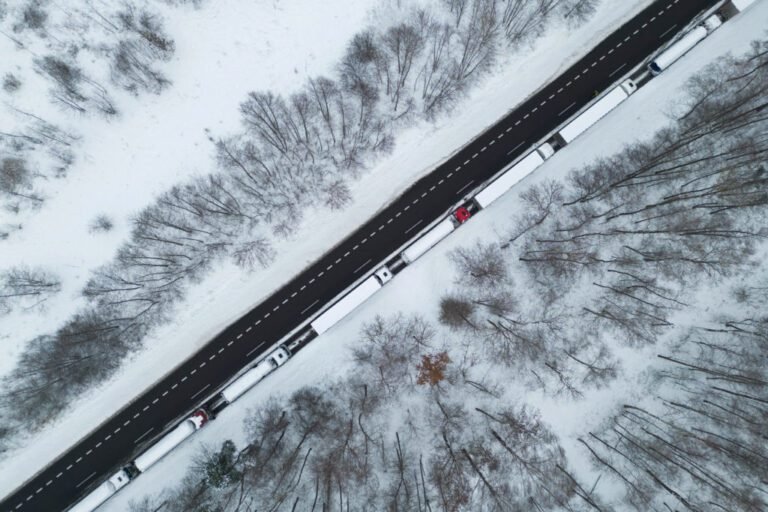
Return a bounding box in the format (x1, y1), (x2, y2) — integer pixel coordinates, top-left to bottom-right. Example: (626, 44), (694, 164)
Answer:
(556, 79), (637, 145)
(310, 275), (383, 335)
(400, 218), (455, 265)
(648, 14), (723, 75)
(67, 469), (133, 512)
(473, 151), (546, 209)
(730, 0), (755, 11)
(217, 347), (290, 405)
(133, 410), (208, 473)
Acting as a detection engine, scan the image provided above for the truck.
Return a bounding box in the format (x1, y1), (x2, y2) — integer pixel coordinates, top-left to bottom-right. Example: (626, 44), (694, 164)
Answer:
(132, 410), (208, 473)
(554, 79), (637, 146)
(648, 14), (723, 75)
(473, 150), (546, 209)
(310, 274), (383, 335)
(67, 468), (135, 512)
(400, 218), (455, 265)
(209, 347), (290, 412)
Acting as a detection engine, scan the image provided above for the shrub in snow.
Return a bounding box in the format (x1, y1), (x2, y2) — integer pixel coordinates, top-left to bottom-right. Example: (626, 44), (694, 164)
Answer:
(89, 214), (114, 234)
(2, 73), (21, 93)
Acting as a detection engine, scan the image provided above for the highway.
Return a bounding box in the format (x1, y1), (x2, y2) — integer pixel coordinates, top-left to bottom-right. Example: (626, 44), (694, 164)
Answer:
(0, 0), (720, 510)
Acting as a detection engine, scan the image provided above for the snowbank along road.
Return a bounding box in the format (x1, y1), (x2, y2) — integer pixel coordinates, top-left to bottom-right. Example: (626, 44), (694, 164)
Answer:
(0, 0), (722, 510)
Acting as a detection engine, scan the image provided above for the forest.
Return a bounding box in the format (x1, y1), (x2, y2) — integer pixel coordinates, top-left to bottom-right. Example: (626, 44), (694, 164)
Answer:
(127, 35), (768, 512)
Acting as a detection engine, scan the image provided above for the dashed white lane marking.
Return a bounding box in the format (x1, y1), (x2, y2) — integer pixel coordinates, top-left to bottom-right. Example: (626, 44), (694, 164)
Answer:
(152, 397), (159, 404)
(607, 48), (614, 55)
(326, 264), (333, 271)
(404, 220), (424, 235)
(308, 277), (316, 284)
(488, 140), (495, 146)
(456, 180), (475, 195)
(103, 436), (110, 443)
(463, 159), (470, 165)
(207, 355), (215, 362)
(353, 258), (373, 274)
(557, 87), (564, 93)
(599, 55), (605, 61)
(566, 80), (572, 86)
(35, 488), (42, 494)
(112, 428), (120, 435)
(334, 258), (342, 264)
(172, 382), (180, 389)
(641, 23), (647, 29)
(282, 298), (289, 304)
(649, 16), (656, 22)
(590, 61), (597, 67)
(190, 383), (211, 400)
(421, 191), (428, 198)
(633, 29), (639, 35)
(67, 464), (74, 470)
(246, 341), (266, 357)
(429, 185), (436, 191)
(245, 326), (252, 333)
(45, 480), (52, 487)
(395, 211), (402, 218)
(272, 305), (280, 312)
(624, 35), (631, 42)
(254, 320), (262, 326)
(263, 312), (270, 319)
(56, 472), (63, 478)
(446, 171), (454, 178)
(558, 101), (577, 117)
(387, 218), (393, 224)
(94, 442), (102, 449)
(190, 369), (197, 376)
(361, 236), (369, 243)
(123, 420), (131, 426)
(199, 361), (206, 368)
(134, 427), (154, 444)
(143, 405), (150, 411)
(532, 106), (539, 112)
(237, 333), (243, 339)
(472, 153), (478, 159)
(290, 291), (298, 298)
(343, 251), (350, 258)
(133, 412), (140, 419)
(76, 456), (83, 463)
(548, 93), (555, 100)
(523, 113), (529, 119)
(480, 146), (487, 152)
(609, 62), (627, 77)
(497, 133), (504, 140)
(75, 472), (97, 489)
(300, 298), (320, 315)
(300, 285), (307, 290)
(85, 449), (92, 456)
(404, 205), (411, 211)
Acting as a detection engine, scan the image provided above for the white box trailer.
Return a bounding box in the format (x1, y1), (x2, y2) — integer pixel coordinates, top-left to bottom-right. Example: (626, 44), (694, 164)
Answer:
(220, 347), (289, 403)
(648, 26), (708, 74)
(730, 0), (755, 11)
(67, 469), (130, 512)
(558, 79), (636, 144)
(473, 151), (545, 209)
(400, 218), (455, 264)
(133, 411), (207, 473)
(310, 275), (381, 335)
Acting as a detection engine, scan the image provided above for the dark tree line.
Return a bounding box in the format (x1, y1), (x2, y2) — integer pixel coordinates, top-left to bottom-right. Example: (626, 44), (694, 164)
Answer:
(1, 0), (599, 433)
(131, 314), (593, 512)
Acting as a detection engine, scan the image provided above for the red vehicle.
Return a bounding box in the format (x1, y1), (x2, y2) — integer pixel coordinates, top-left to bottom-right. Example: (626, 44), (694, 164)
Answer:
(453, 206), (471, 224)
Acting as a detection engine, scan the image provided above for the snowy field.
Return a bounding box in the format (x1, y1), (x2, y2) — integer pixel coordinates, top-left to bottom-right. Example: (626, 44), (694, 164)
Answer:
(0, 0), (670, 496)
(86, 1), (768, 509)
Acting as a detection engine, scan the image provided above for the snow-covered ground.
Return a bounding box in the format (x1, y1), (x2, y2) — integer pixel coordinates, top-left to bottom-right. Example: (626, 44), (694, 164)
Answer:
(7, 0), (765, 503)
(78, 1), (767, 509)
(0, 0), (670, 495)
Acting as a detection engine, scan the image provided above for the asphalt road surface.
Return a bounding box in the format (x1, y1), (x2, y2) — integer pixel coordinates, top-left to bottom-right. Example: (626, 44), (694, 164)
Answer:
(0, 0), (720, 510)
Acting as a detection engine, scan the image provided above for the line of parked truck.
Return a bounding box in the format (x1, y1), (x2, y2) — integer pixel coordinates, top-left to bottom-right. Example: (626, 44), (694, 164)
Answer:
(66, 3), (748, 511)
